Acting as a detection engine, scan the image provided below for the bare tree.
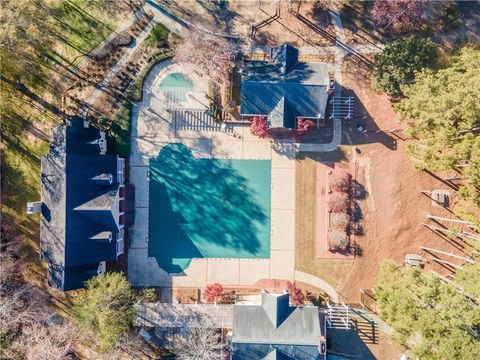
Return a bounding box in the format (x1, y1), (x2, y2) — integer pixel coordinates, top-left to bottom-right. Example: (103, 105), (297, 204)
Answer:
(169, 327), (224, 360)
(371, 0), (427, 34)
(174, 27), (235, 84)
(21, 322), (78, 360)
(0, 253), (78, 359)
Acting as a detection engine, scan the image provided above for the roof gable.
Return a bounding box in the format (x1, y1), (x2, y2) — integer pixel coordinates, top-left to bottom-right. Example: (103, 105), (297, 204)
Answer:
(240, 45), (330, 128)
(232, 292), (322, 346)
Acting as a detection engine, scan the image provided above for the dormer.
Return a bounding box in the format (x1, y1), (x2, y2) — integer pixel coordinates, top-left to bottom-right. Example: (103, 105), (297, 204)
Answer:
(90, 173), (114, 186)
(87, 131), (107, 154)
(89, 231), (113, 242)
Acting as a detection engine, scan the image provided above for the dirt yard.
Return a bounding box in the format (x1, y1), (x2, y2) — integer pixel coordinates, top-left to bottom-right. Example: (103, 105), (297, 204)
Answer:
(165, 0), (336, 47)
(296, 59), (474, 303)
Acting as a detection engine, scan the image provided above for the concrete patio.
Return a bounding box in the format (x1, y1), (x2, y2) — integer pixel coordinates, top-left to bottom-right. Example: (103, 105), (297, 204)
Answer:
(128, 59), (296, 290)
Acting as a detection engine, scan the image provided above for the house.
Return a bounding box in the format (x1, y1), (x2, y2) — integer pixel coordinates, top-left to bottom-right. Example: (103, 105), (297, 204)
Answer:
(39, 117), (130, 291)
(240, 44), (333, 131)
(232, 291), (327, 360)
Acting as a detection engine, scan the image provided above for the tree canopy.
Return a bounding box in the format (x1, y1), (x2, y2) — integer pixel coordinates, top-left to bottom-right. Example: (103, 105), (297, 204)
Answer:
(73, 272), (155, 352)
(395, 47), (480, 226)
(375, 260), (480, 359)
(373, 36), (437, 97)
(371, 0), (426, 34)
(174, 26), (235, 84)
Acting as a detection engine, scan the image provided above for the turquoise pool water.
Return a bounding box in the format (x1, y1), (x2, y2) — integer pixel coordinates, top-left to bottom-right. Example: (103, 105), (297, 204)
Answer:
(159, 72), (193, 89)
(148, 143), (271, 274)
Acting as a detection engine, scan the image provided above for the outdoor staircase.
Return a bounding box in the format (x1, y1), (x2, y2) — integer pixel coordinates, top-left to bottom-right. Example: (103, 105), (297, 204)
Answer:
(326, 304), (350, 329)
(326, 304), (378, 344)
(350, 308), (378, 344)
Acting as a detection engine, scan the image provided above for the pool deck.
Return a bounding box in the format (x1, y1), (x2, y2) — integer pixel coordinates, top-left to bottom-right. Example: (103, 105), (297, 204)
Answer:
(128, 60), (297, 289)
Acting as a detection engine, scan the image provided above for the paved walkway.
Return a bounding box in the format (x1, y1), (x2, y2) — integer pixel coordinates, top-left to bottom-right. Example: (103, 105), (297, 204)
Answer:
(83, 18), (156, 116)
(136, 303), (233, 329)
(294, 270), (339, 302)
(128, 60), (297, 290)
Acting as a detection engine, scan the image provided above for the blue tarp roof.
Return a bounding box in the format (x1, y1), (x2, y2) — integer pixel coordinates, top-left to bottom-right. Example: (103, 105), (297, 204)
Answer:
(40, 118), (121, 290)
(240, 44), (330, 129)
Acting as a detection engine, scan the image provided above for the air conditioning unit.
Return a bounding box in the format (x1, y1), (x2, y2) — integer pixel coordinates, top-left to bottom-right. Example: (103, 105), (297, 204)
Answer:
(27, 201), (42, 215)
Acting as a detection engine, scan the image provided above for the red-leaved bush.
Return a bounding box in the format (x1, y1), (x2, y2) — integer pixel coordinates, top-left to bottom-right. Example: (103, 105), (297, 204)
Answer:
(328, 192), (350, 213)
(371, 0), (426, 34)
(295, 118), (316, 141)
(250, 116), (269, 138)
(203, 283), (224, 303)
(286, 281), (305, 306)
(330, 171), (352, 192)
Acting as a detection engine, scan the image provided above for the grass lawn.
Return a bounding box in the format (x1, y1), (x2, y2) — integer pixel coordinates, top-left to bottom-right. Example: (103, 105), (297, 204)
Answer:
(110, 101), (132, 157)
(1, 1), (126, 264)
(48, 0), (120, 64)
(295, 151), (353, 292)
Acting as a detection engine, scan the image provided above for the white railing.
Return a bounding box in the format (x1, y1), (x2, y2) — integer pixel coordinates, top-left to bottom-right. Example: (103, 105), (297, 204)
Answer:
(326, 303), (350, 329)
(117, 157), (125, 185)
(329, 96), (354, 120)
(116, 228), (124, 256)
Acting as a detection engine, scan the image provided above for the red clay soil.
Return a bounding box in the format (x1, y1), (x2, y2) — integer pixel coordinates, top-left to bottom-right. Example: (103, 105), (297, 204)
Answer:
(317, 161), (356, 259)
(328, 59), (475, 302)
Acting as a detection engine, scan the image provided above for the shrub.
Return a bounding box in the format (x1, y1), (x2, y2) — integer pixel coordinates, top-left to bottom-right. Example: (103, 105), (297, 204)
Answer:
(73, 272), (155, 352)
(373, 36), (437, 97)
(295, 118), (316, 141)
(286, 282), (305, 306)
(330, 170), (352, 192)
(203, 283), (225, 304)
(330, 212), (350, 231)
(250, 116), (269, 138)
(328, 192), (350, 213)
(145, 23), (170, 48)
(328, 230), (350, 251)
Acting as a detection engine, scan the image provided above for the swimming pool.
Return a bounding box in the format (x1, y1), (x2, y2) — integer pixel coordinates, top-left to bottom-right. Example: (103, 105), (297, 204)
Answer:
(148, 144), (271, 274)
(160, 72), (193, 89)
(160, 72), (193, 103)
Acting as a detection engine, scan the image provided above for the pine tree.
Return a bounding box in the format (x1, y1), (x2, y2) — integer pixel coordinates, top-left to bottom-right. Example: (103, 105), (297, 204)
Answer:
(73, 272), (155, 352)
(396, 47), (480, 228)
(375, 260), (480, 359)
(373, 36), (437, 97)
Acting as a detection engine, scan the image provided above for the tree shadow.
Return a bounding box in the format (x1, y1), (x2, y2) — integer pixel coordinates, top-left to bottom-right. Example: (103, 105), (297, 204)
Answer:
(148, 143), (270, 273)
(353, 180), (368, 200)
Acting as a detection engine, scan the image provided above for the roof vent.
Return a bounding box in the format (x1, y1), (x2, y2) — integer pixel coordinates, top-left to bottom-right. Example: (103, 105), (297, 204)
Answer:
(90, 173), (113, 185)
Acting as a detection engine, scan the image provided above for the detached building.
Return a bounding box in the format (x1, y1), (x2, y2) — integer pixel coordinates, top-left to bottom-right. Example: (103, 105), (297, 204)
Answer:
(38, 117), (129, 291)
(232, 292), (327, 360)
(240, 44), (333, 132)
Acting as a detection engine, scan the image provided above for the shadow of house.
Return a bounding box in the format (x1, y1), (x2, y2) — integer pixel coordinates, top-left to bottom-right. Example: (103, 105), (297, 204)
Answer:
(40, 117), (128, 291)
(327, 328), (376, 360)
(148, 144), (270, 273)
(339, 87), (397, 151)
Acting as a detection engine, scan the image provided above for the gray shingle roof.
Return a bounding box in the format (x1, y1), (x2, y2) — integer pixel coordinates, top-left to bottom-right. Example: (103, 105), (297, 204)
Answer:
(240, 44), (330, 129)
(232, 292), (322, 346)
